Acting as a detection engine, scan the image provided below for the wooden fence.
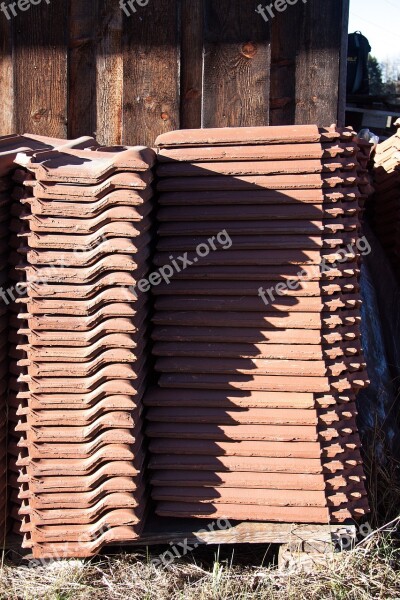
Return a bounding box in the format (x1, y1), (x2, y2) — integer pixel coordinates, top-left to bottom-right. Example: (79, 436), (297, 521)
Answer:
(0, 0), (349, 146)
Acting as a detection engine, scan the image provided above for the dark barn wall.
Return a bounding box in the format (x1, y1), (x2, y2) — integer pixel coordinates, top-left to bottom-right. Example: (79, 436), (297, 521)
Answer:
(0, 0), (349, 146)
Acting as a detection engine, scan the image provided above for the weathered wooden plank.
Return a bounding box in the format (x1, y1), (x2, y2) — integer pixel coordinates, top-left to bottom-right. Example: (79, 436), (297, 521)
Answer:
(295, 0), (344, 126)
(120, 516), (357, 546)
(270, 1), (304, 126)
(180, 0), (204, 129)
(122, 0), (180, 147)
(338, 0), (350, 127)
(203, 0), (270, 128)
(14, 0), (68, 137)
(0, 15), (14, 134)
(271, 0), (348, 127)
(96, 0), (123, 145)
(68, 0), (99, 138)
(6, 521), (357, 555)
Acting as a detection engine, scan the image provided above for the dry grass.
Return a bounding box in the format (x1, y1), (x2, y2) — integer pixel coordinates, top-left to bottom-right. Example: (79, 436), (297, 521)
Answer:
(362, 424), (400, 529)
(0, 525), (399, 600)
(1, 421), (399, 600)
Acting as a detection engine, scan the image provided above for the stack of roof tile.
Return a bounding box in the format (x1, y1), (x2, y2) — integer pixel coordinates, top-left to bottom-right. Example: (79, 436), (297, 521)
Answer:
(369, 122), (400, 277)
(145, 125), (371, 524)
(1, 135), (84, 546)
(0, 138), (14, 541)
(8, 142), (155, 558)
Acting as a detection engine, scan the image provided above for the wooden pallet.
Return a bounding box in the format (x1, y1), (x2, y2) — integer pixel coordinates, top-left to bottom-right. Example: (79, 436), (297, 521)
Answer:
(131, 515), (356, 547)
(125, 516), (358, 568)
(5, 516), (358, 565)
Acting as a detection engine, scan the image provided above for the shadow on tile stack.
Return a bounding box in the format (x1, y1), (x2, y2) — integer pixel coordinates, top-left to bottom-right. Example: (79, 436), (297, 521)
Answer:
(8, 142), (155, 559)
(369, 121), (400, 278)
(144, 125), (371, 524)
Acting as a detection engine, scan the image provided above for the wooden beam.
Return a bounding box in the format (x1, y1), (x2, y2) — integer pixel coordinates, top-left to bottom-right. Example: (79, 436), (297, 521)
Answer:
(96, 0), (123, 145)
(270, 1), (304, 125)
(14, 0), (68, 137)
(121, 516), (357, 547)
(180, 0), (204, 129)
(0, 15), (14, 135)
(295, 0), (344, 126)
(271, 0), (347, 127)
(338, 0), (350, 127)
(203, 0), (270, 128)
(68, 0), (99, 139)
(122, 0), (180, 146)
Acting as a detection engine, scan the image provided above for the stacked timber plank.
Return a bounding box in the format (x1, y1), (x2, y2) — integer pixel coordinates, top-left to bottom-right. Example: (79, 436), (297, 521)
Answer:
(145, 125), (371, 524)
(369, 122), (400, 277)
(8, 142), (155, 558)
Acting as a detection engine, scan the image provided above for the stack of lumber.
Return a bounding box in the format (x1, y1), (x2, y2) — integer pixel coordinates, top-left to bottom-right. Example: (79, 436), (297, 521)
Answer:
(8, 141), (155, 559)
(145, 125), (371, 524)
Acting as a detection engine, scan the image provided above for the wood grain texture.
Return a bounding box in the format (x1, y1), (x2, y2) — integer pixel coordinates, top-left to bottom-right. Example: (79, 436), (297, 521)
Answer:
(68, 0), (99, 138)
(270, 1), (304, 126)
(338, 0), (350, 127)
(96, 0), (123, 145)
(271, 0), (347, 127)
(124, 516), (357, 546)
(0, 16), (13, 134)
(14, 0), (68, 137)
(203, 0), (270, 128)
(5, 522), (357, 550)
(122, 0), (180, 146)
(295, 0), (344, 126)
(4, 1), (346, 140)
(180, 0), (204, 129)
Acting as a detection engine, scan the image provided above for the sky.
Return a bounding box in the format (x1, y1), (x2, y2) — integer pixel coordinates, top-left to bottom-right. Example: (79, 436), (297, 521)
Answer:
(349, 0), (400, 63)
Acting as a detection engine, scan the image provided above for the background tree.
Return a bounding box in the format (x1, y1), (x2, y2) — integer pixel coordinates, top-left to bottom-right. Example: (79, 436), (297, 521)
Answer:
(367, 55), (400, 98)
(368, 55), (384, 95)
(381, 57), (400, 97)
